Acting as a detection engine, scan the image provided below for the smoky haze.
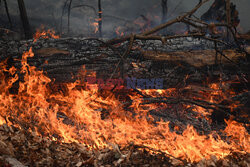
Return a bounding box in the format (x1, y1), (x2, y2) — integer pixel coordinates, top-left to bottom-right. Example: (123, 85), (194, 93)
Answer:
(0, 0), (250, 37)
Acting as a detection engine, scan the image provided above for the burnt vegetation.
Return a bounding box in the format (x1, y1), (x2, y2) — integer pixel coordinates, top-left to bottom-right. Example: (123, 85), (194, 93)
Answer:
(0, 0), (249, 166)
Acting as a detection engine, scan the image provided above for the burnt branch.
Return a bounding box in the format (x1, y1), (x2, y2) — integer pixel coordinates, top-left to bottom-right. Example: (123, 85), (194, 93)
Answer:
(141, 0), (210, 36)
(109, 34), (135, 79)
(134, 33), (204, 41)
(140, 96), (249, 124)
(106, 0), (210, 45)
(141, 97), (229, 112)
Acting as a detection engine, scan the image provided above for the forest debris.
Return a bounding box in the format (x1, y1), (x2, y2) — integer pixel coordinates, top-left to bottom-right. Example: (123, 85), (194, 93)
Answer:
(82, 156), (95, 165)
(3, 156), (27, 167)
(0, 124), (249, 166)
(143, 49), (246, 67)
(35, 47), (70, 57)
(106, 0), (210, 45)
(0, 140), (14, 156)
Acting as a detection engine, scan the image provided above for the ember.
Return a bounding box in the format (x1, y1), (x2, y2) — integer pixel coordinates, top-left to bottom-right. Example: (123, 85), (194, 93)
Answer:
(33, 26), (59, 42)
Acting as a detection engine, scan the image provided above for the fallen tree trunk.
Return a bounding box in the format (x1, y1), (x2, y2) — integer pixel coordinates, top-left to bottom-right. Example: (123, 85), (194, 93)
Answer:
(142, 49), (247, 67)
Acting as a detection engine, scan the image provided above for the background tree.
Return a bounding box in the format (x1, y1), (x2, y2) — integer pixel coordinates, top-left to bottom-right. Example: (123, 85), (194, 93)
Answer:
(98, 0), (102, 37)
(17, 0), (32, 39)
(3, 0), (12, 28)
(161, 0), (168, 24)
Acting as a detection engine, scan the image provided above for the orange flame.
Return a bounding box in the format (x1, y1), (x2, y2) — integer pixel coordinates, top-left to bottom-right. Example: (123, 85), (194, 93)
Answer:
(0, 117), (5, 125)
(0, 35), (249, 163)
(91, 22), (99, 33)
(115, 26), (124, 37)
(33, 26), (59, 42)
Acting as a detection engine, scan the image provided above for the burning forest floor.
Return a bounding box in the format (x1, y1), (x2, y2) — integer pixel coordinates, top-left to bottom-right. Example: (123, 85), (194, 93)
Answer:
(0, 123), (249, 167)
(1, 1), (250, 164)
(0, 32), (249, 166)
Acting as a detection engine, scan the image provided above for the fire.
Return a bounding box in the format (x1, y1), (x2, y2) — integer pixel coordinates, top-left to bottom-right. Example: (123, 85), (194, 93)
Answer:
(91, 22), (99, 33)
(90, 18), (102, 34)
(0, 117), (5, 125)
(0, 35), (249, 163)
(224, 119), (249, 152)
(115, 26), (124, 37)
(33, 26), (59, 42)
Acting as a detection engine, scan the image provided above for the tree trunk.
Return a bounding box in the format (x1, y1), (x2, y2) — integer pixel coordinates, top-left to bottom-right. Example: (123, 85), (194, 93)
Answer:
(3, 0), (12, 28)
(17, 0), (32, 39)
(67, 0), (72, 34)
(161, 0), (168, 24)
(98, 0), (102, 37)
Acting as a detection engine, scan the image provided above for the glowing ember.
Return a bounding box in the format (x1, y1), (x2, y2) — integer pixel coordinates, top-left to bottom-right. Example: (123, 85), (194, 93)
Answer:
(33, 26), (59, 42)
(0, 117), (5, 125)
(115, 26), (124, 37)
(0, 34), (249, 163)
(91, 22), (99, 33)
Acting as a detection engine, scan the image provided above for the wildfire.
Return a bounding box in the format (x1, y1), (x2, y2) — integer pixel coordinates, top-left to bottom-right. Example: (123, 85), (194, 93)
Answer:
(115, 26), (124, 37)
(0, 34), (249, 163)
(0, 117), (5, 125)
(91, 22), (99, 33)
(33, 26), (59, 42)
(90, 18), (102, 34)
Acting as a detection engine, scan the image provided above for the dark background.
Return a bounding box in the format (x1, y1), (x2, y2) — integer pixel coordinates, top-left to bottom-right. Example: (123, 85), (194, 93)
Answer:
(0, 0), (249, 37)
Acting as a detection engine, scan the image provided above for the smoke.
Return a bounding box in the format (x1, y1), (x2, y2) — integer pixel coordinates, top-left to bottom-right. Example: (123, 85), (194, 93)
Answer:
(0, 0), (250, 37)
